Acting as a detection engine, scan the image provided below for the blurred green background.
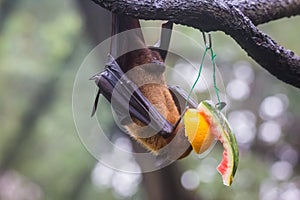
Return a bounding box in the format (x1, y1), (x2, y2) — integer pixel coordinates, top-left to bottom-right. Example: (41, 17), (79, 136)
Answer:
(0, 0), (300, 200)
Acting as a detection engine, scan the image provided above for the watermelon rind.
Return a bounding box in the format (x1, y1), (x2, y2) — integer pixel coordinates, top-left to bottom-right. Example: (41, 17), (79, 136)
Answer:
(198, 101), (239, 186)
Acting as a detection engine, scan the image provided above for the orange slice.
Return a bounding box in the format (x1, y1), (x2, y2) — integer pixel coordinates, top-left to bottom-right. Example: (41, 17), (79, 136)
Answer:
(184, 101), (239, 186)
(184, 109), (215, 154)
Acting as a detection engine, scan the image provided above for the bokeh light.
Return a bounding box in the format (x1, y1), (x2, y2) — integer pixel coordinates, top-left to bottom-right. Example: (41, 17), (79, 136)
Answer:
(233, 61), (254, 84)
(228, 110), (257, 146)
(258, 121), (282, 144)
(0, 170), (43, 200)
(196, 157), (218, 183)
(226, 79), (250, 101)
(92, 162), (142, 198)
(270, 161), (293, 181)
(259, 95), (289, 120)
(181, 170), (200, 190)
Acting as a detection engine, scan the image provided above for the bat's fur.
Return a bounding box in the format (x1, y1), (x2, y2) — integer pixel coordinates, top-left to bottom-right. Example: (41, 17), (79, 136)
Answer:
(122, 48), (184, 153)
(113, 15), (192, 158)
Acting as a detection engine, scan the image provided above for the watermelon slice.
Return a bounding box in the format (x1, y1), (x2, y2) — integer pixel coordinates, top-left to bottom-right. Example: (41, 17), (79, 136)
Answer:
(184, 101), (239, 186)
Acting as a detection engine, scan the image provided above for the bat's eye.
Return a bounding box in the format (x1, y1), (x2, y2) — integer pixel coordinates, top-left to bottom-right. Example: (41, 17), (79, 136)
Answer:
(142, 50), (166, 74)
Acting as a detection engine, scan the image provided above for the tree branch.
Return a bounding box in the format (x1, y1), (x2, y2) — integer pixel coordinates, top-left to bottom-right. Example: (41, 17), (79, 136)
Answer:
(90, 0), (300, 88)
(224, 6), (300, 88)
(231, 0), (300, 25)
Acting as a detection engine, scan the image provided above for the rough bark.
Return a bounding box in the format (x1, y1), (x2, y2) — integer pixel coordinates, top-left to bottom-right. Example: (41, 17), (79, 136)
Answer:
(231, 0), (300, 25)
(90, 0), (300, 89)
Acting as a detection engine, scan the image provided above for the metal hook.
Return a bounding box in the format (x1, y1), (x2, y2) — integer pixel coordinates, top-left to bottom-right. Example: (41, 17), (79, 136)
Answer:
(215, 102), (226, 111)
(202, 32), (212, 49)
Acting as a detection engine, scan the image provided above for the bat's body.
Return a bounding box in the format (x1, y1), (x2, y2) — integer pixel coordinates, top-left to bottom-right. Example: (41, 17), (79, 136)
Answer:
(123, 48), (180, 152)
(92, 14), (195, 159)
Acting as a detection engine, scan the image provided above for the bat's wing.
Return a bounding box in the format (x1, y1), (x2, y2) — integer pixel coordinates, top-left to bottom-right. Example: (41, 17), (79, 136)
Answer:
(91, 16), (177, 137)
(91, 55), (174, 137)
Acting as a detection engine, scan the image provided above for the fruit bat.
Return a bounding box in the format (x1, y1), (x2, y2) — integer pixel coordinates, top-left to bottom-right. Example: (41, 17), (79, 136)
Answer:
(91, 14), (198, 159)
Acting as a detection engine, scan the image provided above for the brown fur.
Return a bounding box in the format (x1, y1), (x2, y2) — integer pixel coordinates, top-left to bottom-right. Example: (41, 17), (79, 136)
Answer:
(114, 16), (192, 158)
(124, 48), (185, 153)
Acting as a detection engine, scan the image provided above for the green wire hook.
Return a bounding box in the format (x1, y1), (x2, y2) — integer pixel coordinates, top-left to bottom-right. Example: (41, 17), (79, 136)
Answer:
(203, 32), (222, 108)
(185, 32), (223, 110)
